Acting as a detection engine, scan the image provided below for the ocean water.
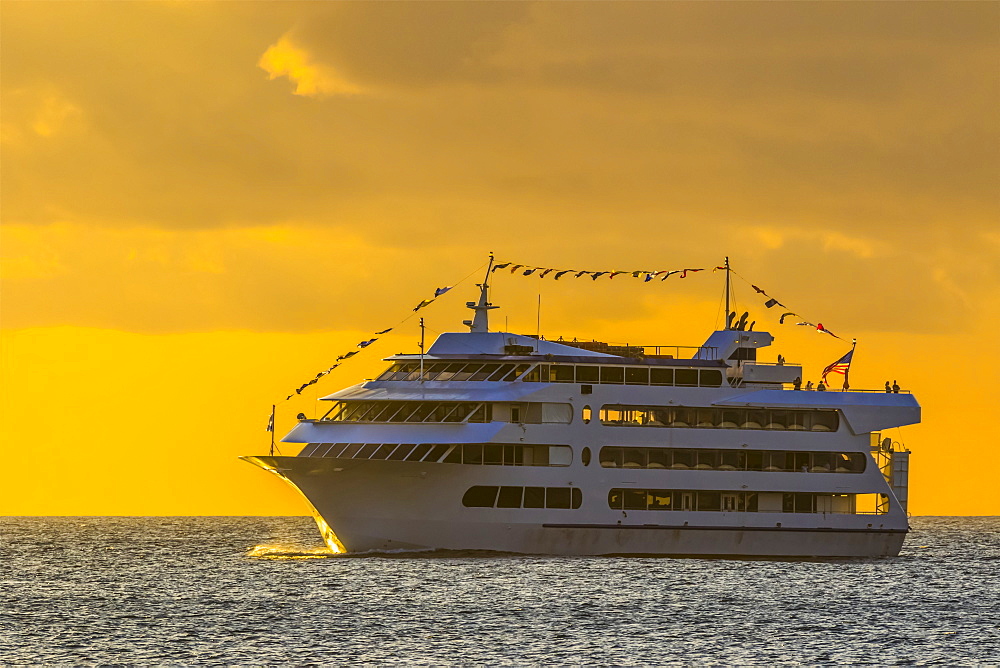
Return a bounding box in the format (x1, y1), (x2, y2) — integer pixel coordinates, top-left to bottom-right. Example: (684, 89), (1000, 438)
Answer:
(2, 517), (998, 665)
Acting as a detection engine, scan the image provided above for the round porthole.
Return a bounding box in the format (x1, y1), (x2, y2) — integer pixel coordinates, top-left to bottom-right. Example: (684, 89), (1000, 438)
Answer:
(582, 447), (592, 467)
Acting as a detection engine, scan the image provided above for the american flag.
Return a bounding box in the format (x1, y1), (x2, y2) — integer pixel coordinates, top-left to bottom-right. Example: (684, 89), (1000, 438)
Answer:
(821, 349), (854, 384)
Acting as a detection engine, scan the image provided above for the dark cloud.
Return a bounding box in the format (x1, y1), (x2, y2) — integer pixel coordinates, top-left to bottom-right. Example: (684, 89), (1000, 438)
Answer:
(1, 1), (996, 335)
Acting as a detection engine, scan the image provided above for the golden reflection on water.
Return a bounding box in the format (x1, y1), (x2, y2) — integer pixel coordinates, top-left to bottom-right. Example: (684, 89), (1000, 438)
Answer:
(246, 543), (337, 560)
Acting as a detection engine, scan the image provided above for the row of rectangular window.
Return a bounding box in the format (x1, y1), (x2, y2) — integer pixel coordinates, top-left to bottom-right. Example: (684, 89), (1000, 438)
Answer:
(375, 361), (726, 388)
(608, 489), (886, 514)
(299, 442), (572, 467)
(463, 486), (583, 509)
(323, 401), (492, 423)
(600, 406), (839, 432)
(377, 362), (531, 383)
(599, 447), (866, 473)
(523, 364), (723, 387)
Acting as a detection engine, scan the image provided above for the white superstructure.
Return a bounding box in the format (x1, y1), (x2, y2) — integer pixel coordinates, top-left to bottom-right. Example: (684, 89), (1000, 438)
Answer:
(244, 263), (919, 557)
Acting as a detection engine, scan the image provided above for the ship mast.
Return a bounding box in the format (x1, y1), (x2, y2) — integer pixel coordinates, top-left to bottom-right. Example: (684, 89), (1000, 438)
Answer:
(724, 256), (732, 330)
(467, 253), (498, 332)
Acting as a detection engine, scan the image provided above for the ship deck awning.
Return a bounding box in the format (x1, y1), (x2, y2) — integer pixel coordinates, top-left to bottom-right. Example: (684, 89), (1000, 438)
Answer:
(384, 353), (727, 367)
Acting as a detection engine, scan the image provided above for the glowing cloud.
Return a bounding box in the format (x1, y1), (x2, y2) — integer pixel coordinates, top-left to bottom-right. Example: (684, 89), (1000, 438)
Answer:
(258, 36), (362, 97)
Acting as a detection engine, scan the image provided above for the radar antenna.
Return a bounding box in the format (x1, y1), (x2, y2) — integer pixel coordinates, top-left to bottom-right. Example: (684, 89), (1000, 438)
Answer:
(466, 253), (498, 332)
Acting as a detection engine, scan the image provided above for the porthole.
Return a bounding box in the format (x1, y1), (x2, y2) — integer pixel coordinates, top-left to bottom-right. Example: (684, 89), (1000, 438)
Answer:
(582, 447), (592, 466)
(582, 405), (592, 424)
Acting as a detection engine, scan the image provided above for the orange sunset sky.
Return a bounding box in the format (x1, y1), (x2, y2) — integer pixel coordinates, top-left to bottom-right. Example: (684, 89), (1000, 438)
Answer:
(2, 2), (998, 516)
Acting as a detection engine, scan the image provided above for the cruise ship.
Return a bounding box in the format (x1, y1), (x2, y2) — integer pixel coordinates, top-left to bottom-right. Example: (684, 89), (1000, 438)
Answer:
(243, 260), (918, 557)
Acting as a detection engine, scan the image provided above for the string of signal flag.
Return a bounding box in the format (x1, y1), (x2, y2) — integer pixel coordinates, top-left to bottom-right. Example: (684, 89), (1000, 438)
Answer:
(272, 257), (850, 429)
(279, 285), (454, 402)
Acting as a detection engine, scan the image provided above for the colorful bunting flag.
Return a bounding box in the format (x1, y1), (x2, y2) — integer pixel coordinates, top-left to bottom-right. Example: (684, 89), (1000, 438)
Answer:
(434, 286), (452, 297)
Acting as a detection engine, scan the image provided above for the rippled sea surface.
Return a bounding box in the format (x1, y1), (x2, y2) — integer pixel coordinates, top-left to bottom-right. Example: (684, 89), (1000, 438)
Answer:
(2, 517), (998, 665)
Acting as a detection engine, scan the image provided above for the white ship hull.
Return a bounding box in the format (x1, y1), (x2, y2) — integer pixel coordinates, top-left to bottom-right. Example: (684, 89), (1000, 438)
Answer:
(245, 455), (908, 558)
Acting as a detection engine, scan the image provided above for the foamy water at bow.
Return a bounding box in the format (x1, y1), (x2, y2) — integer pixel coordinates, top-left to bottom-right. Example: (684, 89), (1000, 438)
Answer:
(2, 517), (998, 664)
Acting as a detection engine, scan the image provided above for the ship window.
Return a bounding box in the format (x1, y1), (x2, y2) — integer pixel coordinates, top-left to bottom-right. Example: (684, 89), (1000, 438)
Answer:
(571, 488), (583, 509)
(487, 364), (513, 381)
(357, 444), (380, 459)
(623, 448), (646, 469)
(371, 444), (396, 460)
(576, 365), (599, 382)
(425, 444), (450, 462)
(696, 450), (718, 470)
(625, 367), (649, 385)
(497, 486), (523, 508)
(546, 487), (572, 509)
(720, 450), (744, 470)
(385, 402), (415, 422)
(582, 405), (592, 424)
(387, 444), (415, 461)
(431, 363), (462, 382)
(451, 364), (480, 382)
(407, 404), (434, 422)
(418, 362), (444, 381)
(503, 364), (531, 381)
(405, 444), (433, 461)
(484, 444), (503, 465)
(463, 443), (483, 465)
(675, 369), (698, 387)
(509, 406), (522, 423)
(443, 445), (463, 464)
(325, 443), (348, 458)
(674, 449), (696, 469)
(649, 491), (672, 510)
(650, 368), (674, 385)
(377, 364), (399, 381)
(470, 363), (500, 381)
(599, 447), (622, 468)
(552, 365), (575, 383)
(524, 487), (545, 508)
(699, 370), (723, 387)
(623, 489), (647, 510)
(697, 492), (722, 512)
(467, 404), (491, 423)
(811, 411), (839, 432)
(340, 443), (363, 459)
(463, 486), (500, 507)
(600, 366), (624, 384)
